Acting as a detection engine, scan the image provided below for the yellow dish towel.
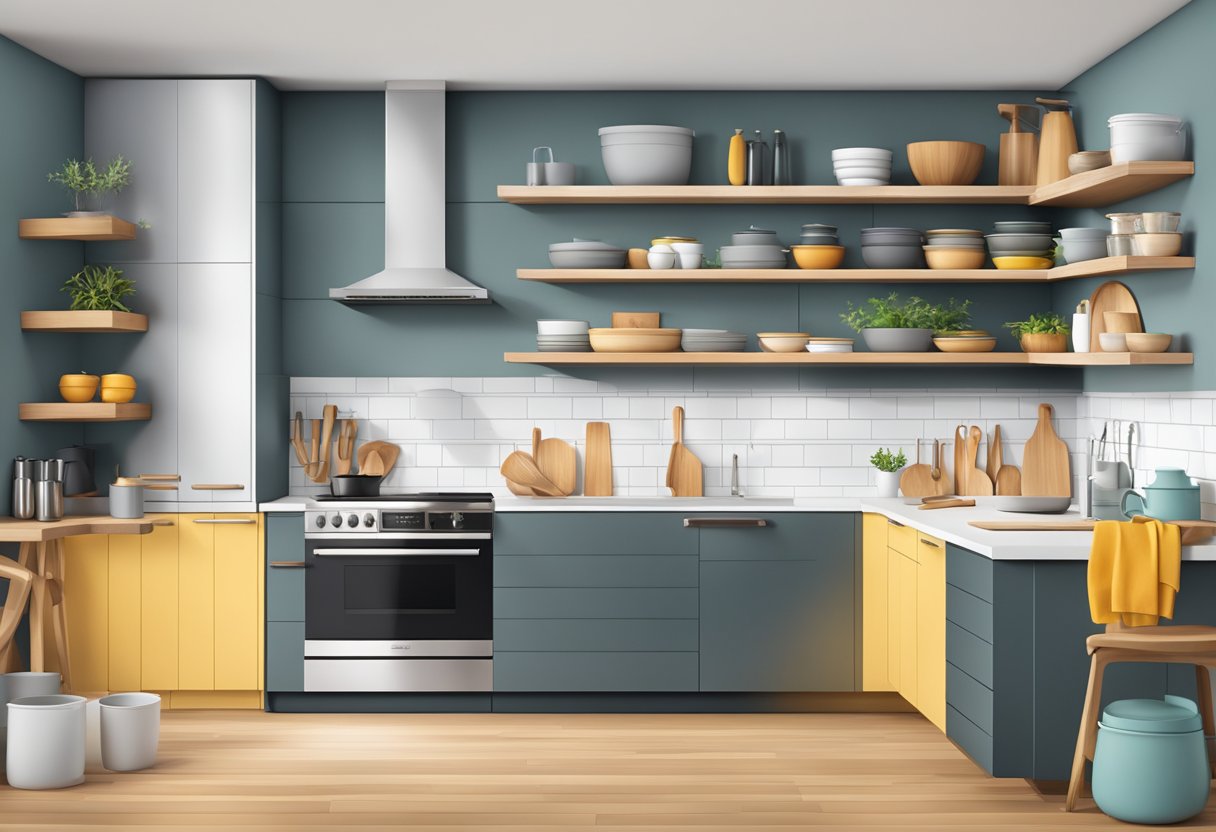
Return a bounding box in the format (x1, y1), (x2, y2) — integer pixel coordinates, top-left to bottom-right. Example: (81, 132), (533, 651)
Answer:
(1088, 516), (1181, 627)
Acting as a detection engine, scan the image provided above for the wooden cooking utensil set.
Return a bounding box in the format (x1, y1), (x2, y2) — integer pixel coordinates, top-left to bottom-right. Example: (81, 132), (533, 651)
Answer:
(292, 405), (399, 483)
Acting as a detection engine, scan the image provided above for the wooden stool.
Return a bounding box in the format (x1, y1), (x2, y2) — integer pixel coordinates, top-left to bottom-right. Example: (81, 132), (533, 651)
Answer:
(0, 548), (35, 671)
(1065, 620), (1216, 811)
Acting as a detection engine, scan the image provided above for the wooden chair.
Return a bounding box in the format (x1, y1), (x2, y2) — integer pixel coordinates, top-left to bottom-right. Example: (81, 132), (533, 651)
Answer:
(0, 549), (35, 671)
(1065, 619), (1216, 810)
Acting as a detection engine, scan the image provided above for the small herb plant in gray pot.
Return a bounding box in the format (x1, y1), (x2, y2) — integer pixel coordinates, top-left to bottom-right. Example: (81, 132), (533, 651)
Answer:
(47, 156), (132, 216)
(841, 293), (972, 352)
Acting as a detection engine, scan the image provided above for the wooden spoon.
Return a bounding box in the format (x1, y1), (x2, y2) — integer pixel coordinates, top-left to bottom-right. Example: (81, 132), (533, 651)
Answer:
(500, 451), (563, 497)
(964, 425), (994, 496)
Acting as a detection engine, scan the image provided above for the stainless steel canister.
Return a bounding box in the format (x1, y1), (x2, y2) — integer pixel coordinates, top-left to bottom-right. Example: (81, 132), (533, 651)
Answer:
(35, 480), (64, 522)
(12, 457), (35, 519)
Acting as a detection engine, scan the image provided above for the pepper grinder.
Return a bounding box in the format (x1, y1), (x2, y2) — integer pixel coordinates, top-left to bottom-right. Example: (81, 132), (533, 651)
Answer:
(772, 129), (791, 186)
(746, 130), (770, 185)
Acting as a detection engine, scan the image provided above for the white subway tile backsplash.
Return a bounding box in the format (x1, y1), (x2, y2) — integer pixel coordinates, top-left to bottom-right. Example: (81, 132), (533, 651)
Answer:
(411, 396), (462, 420)
(368, 397), (412, 419)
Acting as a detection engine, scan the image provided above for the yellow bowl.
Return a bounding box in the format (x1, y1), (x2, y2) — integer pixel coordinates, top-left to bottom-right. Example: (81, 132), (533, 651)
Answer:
(790, 245), (845, 270)
(933, 337), (996, 353)
(59, 373), (99, 403)
(923, 246), (986, 270)
(100, 373), (137, 403)
(651, 237), (697, 248)
(992, 256), (1053, 270)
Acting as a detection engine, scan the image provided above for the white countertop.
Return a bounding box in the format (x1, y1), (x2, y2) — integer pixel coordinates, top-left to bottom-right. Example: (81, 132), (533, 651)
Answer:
(258, 495), (859, 513)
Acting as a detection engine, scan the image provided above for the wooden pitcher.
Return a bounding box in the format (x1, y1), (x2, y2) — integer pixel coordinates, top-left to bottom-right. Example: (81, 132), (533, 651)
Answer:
(1035, 97), (1078, 186)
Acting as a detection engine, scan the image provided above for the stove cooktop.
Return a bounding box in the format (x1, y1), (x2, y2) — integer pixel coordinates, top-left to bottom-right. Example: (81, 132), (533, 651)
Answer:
(313, 492), (494, 503)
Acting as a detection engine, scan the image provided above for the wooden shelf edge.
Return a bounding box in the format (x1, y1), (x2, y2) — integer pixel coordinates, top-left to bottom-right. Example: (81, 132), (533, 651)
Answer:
(504, 351), (1193, 367)
(19, 402), (152, 422)
(1030, 161), (1195, 207)
(17, 215), (137, 241)
(517, 257), (1195, 285)
(21, 310), (148, 333)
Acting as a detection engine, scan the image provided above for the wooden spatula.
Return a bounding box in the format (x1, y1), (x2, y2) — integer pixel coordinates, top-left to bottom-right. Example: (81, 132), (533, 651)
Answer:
(666, 406), (703, 497)
(357, 441), (400, 477)
(500, 451), (563, 497)
(1023, 403), (1071, 497)
(534, 428), (576, 496)
(315, 405), (337, 481)
(953, 425), (966, 495)
(962, 425), (994, 496)
(990, 424), (1022, 495)
(584, 422), (613, 496)
(335, 420), (357, 476)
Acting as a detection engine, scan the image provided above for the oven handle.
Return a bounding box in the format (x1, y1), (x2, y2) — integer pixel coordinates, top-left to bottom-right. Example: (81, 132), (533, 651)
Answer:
(312, 548), (482, 557)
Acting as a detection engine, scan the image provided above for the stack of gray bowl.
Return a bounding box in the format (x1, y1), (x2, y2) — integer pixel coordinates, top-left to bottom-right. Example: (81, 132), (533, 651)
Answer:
(720, 226), (788, 269)
(799, 223), (840, 245)
(548, 240), (627, 269)
(860, 227), (926, 268)
(681, 329), (748, 352)
(925, 229), (984, 248)
(984, 221), (1054, 261)
(1057, 227), (1108, 263)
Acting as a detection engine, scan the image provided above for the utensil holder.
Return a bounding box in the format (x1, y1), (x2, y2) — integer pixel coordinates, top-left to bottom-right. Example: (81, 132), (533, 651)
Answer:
(108, 483), (145, 519)
(99, 692), (160, 772)
(5, 694), (86, 789)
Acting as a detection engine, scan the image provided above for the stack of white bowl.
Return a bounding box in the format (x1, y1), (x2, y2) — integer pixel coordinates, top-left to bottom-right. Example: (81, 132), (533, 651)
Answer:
(536, 320), (591, 352)
(681, 329), (747, 352)
(805, 337), (854, 354)
(832, 148), (893, 186)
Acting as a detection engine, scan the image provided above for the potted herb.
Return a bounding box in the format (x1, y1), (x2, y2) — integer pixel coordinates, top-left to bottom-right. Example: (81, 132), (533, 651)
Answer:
(61, 265), (136, 312)
(47, 156), (132, 216)
(870, 447), (908, 498)
(1006, 313), (1070, 353)
(841, 293), (972, 352)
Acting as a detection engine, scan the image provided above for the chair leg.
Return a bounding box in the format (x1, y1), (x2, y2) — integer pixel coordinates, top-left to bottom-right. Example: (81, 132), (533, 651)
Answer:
(1067, 651), (1108, 811)
(48, 540), (71, 692)
(1197, 665), (1216, 779)
(28, 544), (48, 674)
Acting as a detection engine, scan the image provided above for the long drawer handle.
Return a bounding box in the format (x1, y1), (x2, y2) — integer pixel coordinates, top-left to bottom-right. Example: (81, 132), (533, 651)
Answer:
(313, 548), (481, 557)
(143, 485), (179, 491)
(919, 538), (941, 548)
(191, 484), (246, 491)
(888, 519), (905, 527)
(683, 518), (769, 528)
(139, 474), (182, 481)
(192, 518), (257, 525)
(270, 561), (310, 568)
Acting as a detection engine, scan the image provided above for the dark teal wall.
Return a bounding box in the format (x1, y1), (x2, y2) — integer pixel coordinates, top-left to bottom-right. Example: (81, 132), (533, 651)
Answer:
(1055, 0), (1207, 392)
(282, 90), (1086, 389)
(0, 36), (84, 471)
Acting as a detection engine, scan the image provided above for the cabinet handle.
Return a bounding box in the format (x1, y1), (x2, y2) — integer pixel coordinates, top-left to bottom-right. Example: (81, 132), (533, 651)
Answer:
(683, 518), (769, 528)
(269, 561), (309, 568)
(919, 538), (941, 548)
(143, 484), (178, 491)
(191, 484), (246, 491)
(192, 518), (257, 525)
(139, 474), (181, 481)
(888, 519), (905, 527)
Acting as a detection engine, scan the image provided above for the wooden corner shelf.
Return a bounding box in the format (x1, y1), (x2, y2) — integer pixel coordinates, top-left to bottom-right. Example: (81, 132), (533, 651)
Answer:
(504, 351), (1193, 367)
(18, 215), (137, 241)
(19, 402), (151, 422)
(21, 310), (148, 333)
(1030, 161), (1195, 207)
(517, 256), (1194, 285)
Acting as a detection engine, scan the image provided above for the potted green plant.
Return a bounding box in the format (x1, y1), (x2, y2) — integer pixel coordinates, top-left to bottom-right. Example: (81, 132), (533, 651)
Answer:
(870, 447), (908, 498)
(1006, 313), (1070, 353)
(47, 156), (132, 216)
(61, 265), (136, 312)
(841, 293), (972, 352)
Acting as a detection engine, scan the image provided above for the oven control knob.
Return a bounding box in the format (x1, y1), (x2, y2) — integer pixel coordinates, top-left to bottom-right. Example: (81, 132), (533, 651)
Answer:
(346, 513), (359, 528)
(329, 513), (342, 528)
(314, 514), (326, 529)
(363, 513), (375, 528)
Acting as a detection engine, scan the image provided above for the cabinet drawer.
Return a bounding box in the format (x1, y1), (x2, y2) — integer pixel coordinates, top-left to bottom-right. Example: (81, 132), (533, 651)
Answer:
(495, 619), (698, 652)
(947, 662), (994, 735)
(494, 652), (698, 692)
(698, 513), (851, 561)
(495, 513), (695, 556)
(946, 544), (992, 603)
(494, 588), (698, 619)
(495, 555), (698, 588)
(947, 621), (993, 688)
(947, 704), (993, 774)
(886, 519), (917, 558)
(946, 584), (993, 643)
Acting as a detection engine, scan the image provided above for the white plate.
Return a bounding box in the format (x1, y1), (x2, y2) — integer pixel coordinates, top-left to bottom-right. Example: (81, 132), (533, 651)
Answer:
(994, 496), (1072, 514)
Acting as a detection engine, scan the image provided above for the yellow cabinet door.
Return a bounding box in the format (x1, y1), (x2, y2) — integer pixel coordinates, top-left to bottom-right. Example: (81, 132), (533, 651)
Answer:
(861, 514), (893, 691)
(897, 551), (918, 708)
(213, 514), (261, 690)
(140, 516), (179, 690)
(108, 534), (142, 691)
(178, 514), (216, 690)
(916, 534), (947, 731)
(886, 547), (901, 691)
(62, 535), (109, 694)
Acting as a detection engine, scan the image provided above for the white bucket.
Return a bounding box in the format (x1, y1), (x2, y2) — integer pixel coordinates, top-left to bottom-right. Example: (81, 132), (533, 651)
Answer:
(6, 694), (86, 789)
(0, 672), (61, 750)
(100, 692), (161, 772)
(1108, 113), (1186, 163)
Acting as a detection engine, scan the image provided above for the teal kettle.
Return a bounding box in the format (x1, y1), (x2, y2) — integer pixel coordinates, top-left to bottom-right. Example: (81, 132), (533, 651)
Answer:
(1121, 468), (1201, 521)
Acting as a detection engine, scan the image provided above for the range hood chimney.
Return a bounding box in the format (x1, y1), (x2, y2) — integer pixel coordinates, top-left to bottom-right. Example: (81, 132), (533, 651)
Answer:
(330, 81), (489, 304)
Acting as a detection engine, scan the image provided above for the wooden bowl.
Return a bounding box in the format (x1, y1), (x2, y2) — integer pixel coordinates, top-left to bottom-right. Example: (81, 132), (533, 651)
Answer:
(1102, 311), (1142, 334)
(588, 328), (682, 353)
(1020, 333), (1069, 353)
(923, 246), (986, 270)
(906, 141), (985, 186)
(758, 332), (811, 353)
(933, 336), (996, 353)
(1124, 332), (1172, 353)
(790, 245), (845, 270)
(1068, 150), (1111, 175)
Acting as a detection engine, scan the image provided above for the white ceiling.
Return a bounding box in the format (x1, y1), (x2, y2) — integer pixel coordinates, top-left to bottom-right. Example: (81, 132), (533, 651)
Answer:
(0, 0), (1191, 91)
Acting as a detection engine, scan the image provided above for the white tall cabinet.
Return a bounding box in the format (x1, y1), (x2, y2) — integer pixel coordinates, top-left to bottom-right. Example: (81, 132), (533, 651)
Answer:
(85, 79), (273, 509)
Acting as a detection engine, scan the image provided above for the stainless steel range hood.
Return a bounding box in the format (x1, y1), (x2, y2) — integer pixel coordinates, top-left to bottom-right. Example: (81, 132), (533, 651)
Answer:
(330, 81), (489, 304)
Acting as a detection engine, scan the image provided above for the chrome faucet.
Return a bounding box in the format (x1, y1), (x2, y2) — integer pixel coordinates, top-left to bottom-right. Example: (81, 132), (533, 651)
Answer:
(731, 453), (742, 497)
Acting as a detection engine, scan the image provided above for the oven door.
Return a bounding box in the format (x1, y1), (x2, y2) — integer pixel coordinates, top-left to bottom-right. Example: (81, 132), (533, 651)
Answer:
(305, 534), (492, 642)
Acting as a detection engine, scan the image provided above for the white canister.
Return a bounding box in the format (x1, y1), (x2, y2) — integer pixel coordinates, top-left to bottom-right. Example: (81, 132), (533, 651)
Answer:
(876, 469), (903, 498)
(109, 483), (145, 518)
(6, 694), (86, 789)
(0, 671), (61, 748)
(1072, 312), (1090, 353)
(99, 692), (160, 772)
(1108, 113), (1186, 163)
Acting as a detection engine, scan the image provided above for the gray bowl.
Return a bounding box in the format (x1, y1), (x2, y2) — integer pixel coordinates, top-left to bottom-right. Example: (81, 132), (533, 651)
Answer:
(985, 233), (1055, 250)
(993, 221), (1053, 234)
(801, 224), (838, 234)
(861, 232), (925, 246)
(861, 244), (925, 269)
(861, 328), (934, 352)
(549, 249), (627, 269)
(799, 234), (840, 246)
(1060, 239), (1108, 263)
(926, 238), (986, 247)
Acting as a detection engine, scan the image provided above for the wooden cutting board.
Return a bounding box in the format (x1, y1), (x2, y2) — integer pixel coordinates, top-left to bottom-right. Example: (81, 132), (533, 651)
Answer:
(1022, 403), (1071, 497)
(961, 425), (994, 496)
(666, 406), (703, 497)
(899, 438), (948, 497)
(1088, 280), (1142, 353)
(970, 519), (1216, 545)
(533, 428), (576, 496)
(584, 422), (613, 496)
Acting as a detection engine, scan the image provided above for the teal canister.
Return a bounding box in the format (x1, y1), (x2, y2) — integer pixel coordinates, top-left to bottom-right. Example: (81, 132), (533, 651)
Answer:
(1091, 695), (1210, 824)
(1121, 467), (1201, 521)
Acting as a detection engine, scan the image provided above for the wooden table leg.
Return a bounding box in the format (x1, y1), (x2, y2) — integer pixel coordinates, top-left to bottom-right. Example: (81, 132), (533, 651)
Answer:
(48, 539), (71, 692)
(0, 550), (33, 671)
(29, 542), (47, 674)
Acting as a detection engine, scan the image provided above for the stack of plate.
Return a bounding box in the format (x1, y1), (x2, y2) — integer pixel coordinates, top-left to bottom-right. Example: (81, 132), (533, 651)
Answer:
(832, 147), (893, 186)
(932, 329), (996, 353)
(805, 337), (855, 354)
(548, 240), (627, 269)
(985, 221), (1055, 269)
(536, 319), (591, 352)
(681, 329), (747, 352)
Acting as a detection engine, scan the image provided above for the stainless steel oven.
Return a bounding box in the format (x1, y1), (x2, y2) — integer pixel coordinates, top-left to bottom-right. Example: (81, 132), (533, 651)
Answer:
(303, 493), (493, 692)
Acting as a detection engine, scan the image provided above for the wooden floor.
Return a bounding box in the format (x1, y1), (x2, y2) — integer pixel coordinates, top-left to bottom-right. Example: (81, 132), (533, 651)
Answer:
(0, 710), (1211, 829)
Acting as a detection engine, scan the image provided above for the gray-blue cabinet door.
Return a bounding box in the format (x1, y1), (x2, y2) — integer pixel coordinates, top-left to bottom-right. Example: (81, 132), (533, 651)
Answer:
(700, 558), (855, 692)
(265, 621), (304, 692)
(266, 513), (305, 622)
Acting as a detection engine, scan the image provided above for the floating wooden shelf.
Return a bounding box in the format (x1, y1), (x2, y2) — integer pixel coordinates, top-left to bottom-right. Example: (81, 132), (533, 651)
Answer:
(17, 215), (137, 241)
(19, 402), (152, 422)
(21, 310), (148, 333)
(504, 351), (1193, 367)
(518, 256), (1195, 285)
(497, 162), (1194, 208)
